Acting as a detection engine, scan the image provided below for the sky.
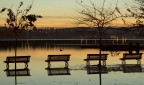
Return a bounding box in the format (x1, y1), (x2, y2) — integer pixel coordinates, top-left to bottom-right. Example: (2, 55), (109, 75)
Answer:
(0, 0), (135, 28)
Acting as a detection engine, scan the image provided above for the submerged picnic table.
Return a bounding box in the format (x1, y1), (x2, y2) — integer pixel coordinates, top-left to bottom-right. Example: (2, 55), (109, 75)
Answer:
(84, 54), (108, 66)
(4, 56), (31, 68)
(45, 54), (70, 68)
(120, 53), (143, 65)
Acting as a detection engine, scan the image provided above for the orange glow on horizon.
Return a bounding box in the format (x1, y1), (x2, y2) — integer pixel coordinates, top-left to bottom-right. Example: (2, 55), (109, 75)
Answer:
(0, 0), (140, 28)
(0, 17), (138, 28)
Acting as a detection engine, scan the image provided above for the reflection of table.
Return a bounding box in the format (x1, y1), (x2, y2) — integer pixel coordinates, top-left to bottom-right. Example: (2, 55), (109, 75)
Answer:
(121, 64), (142, 73)
(86, 65), (108, 74)
(4, 68), (31, 76)
(45, 68), (70, 76)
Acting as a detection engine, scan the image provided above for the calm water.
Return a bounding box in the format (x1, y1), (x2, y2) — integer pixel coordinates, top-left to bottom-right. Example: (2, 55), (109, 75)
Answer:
(0, 45), (144, 85)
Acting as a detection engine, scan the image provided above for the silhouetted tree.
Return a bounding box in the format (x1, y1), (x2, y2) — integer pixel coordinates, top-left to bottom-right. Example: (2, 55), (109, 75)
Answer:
(0, 2), (42, 33)
(126, 0), (144, 26)
(76, 0), (123, 85)
(76, 0), (123, 38)
(0, 2), (42, 85)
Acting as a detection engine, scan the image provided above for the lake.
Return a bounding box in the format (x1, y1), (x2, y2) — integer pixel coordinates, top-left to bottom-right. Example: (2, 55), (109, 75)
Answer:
(0, 43), (144, 85)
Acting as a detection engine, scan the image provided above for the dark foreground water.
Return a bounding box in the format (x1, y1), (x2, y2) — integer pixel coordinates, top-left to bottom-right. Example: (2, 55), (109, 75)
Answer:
(0, 43), (144, 85)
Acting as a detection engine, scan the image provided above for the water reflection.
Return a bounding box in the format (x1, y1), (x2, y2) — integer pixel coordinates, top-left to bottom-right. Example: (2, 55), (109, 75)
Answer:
(4, 68), (31, 76)
(4, 67), (31, 85)
(45, 67), (70, 76)
(0, 43), (144, 85)
(0, 39), (144, 51)
(83, 64), (144, 75)
(121, 64), (142, 73)
(107, 64), (144, 73)
(86, 65), (108, 74)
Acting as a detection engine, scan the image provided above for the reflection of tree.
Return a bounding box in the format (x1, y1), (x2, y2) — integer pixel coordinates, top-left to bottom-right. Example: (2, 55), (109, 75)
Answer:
(76, 0), (122, 85)
(0, 2), (42, 85)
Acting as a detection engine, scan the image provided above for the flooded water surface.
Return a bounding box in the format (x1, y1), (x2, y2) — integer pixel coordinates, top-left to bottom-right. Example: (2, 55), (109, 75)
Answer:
(0, 43), (144, 85)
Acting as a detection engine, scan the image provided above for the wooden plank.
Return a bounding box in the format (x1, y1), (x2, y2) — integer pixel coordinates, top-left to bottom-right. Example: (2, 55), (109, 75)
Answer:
(84, 54), (108, 61)
(46, 54), (70, 62)
(4, 56), (31, 63)
(4, 56), (30, 63)
(45, 68), (70, 76)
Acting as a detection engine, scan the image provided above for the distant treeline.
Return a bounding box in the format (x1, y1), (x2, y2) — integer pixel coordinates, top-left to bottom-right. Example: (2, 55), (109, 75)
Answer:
(0, 26), (144, 39)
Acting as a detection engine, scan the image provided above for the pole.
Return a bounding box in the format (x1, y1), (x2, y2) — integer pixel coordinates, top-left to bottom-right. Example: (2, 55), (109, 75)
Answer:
(99, 28), (102, 85)
(14, 32), (17, 85)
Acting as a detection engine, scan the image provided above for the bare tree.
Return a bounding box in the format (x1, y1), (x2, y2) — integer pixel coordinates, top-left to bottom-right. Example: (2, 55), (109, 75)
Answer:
(76, 0), (123, 38)
(126, 0), (144, 26)
(76, 0), (123, 85)
(0, 2), (42, 85)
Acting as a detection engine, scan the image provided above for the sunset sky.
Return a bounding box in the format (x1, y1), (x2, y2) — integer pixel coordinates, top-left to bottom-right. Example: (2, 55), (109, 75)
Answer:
(0, 0), (135, 28)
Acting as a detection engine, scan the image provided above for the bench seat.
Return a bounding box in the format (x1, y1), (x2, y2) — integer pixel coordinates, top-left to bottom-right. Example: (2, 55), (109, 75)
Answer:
(4, 56), (31, 63)
(45, 54), (70, 61)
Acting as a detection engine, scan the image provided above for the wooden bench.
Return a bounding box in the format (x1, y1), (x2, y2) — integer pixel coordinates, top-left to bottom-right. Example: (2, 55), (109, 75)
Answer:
(84, 54), (108, 66)
(4, 56), (31, 68)
(120, 53), (143, 65)
(45, 54), (70, 68)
